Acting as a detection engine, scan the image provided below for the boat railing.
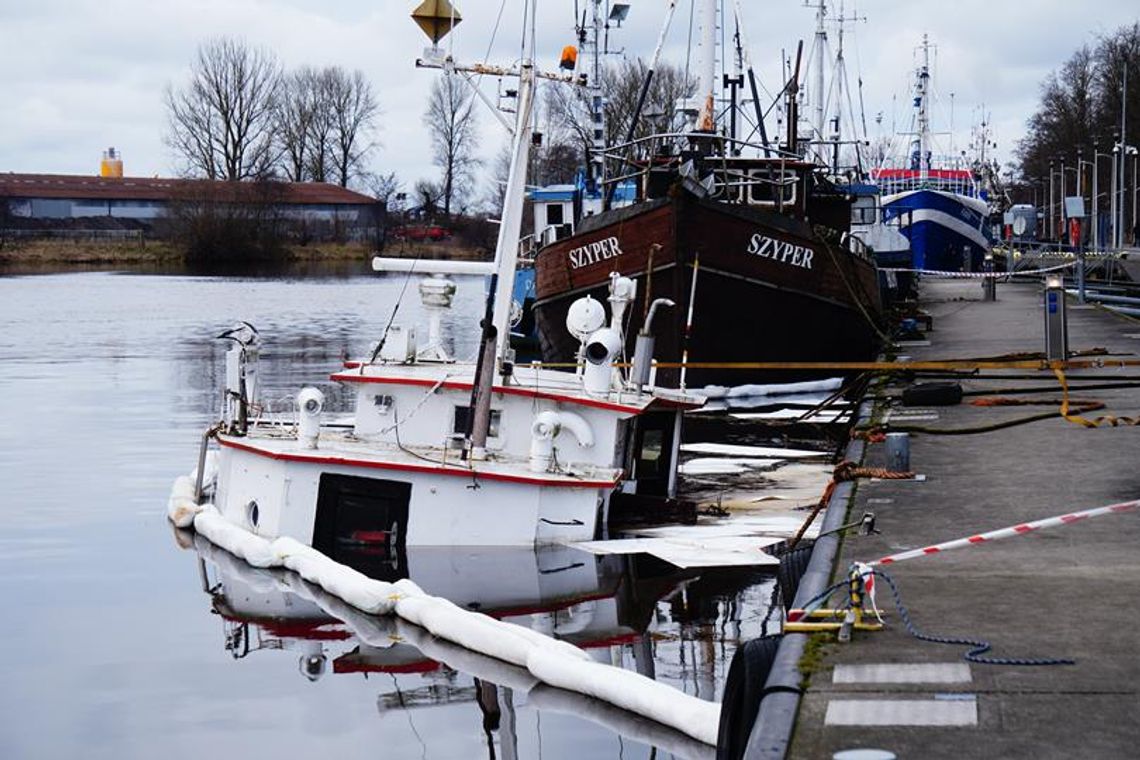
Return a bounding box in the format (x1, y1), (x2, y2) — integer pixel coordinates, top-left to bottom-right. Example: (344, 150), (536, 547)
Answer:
(710, 167), (799, 207)
(842, 231), (873, 262)
(598, 132), (806, 213)
(539, 223), (575, 247)
(518, 233), (538, 261)
(876, 174), (981, 198)
(600, 132), (799, 164)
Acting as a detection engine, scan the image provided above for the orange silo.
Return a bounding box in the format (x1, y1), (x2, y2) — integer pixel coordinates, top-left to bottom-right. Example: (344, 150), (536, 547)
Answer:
(100, 147), (123, 178)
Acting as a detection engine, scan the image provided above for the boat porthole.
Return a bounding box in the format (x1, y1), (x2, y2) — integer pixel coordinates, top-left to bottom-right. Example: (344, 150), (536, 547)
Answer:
(246, 500), (259, 529)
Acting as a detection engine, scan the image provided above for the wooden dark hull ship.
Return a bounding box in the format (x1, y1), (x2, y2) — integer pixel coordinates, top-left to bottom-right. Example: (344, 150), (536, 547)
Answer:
(533, 188), (883, 388)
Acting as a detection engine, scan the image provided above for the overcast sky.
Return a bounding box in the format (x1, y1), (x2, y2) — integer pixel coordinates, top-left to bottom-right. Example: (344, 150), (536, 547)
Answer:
(1, 0), (1137, 192)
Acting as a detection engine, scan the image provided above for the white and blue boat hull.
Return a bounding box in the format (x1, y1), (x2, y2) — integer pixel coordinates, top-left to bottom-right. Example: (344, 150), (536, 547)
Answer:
(882, 189), (992, 271)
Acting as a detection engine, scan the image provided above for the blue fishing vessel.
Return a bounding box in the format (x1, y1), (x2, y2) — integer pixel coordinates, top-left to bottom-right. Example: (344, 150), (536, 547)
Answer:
(873, 35), (992, 272)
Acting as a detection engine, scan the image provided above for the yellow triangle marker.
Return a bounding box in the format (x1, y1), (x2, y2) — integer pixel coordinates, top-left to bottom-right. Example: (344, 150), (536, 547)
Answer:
(411, 0), (462, 44)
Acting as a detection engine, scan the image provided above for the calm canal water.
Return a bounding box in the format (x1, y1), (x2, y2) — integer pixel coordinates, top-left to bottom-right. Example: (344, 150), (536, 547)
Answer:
(0, 266), (776, 759)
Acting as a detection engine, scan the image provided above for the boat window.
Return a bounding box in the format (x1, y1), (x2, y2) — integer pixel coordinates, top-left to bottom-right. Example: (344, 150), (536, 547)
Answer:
(373, 394), (394, 413)
(851, 205), (877, 225)
(712, 171), (748, 203)
(453, 406), (501, 438)
(546, 203), (564, 226)
(638, 429), (664, 477)
(747, 170), (797, 207)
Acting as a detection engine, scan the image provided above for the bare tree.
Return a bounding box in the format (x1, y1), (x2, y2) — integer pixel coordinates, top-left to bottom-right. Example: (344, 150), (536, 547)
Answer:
(366, 171), (402, 209)
(424, 74), (480, 217)
(413, 178), (444, 217)
(304, 69), (337, 183)
(275, 67), (319, 182)
(329, 68), (381, 188)
(486, 144), (512, 214)
(1093, 22), (1140, 145)
(1016, 22), (1140, 192)
(545, 59), (695, 163)
(165, 38), (282, 180)
(484, 130), (579, 214)
(1016, 46), (1097, 182)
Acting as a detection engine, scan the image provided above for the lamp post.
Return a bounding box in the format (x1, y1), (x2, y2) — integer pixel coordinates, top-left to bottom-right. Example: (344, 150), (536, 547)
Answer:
(1123, 62), (1130, 246)
(1112, 141), (1120, 249)
(1129, 146), (1139, 246)
(1091, 158), (1099, 252)
(1049, 159), (1056, 244)
(1118, 145), (1137, 249)
(1060, 165), (1078, 248)
(1095, 142), (1114, 251)
(1078, 157), (1095, 248)
(1060, 155), (1068, 241)
(1077, 148), (1084, 203)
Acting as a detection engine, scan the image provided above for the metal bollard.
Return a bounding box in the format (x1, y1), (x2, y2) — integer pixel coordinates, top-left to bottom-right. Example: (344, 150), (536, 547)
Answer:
(1043, 273), (1068, 362)
(1076, 249), (1086, 304)
(885, 432), (910, 472)
(982, 251), (996, 301)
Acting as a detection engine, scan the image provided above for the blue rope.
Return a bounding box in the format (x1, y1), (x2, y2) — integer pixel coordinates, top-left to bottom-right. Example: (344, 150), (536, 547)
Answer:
(872, 569), (1075, 667)
(795, 579), (850, 615)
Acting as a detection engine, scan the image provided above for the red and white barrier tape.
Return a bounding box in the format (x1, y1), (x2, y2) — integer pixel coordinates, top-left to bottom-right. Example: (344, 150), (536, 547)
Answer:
(867, 497), (1140, 567)
(880, 262), (1075, 279)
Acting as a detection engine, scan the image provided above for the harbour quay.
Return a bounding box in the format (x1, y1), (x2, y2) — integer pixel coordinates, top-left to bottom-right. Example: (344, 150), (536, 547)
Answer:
(754, 277), (1140, 758)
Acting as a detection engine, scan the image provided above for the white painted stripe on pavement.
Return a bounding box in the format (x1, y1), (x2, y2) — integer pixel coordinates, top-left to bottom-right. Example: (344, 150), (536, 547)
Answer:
(825, 698), (977, 726)
(832, 663), (972, 684)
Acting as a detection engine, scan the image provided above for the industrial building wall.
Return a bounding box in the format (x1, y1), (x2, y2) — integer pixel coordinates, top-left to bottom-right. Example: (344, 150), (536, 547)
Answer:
(3, 195), (379, 243)
(28, 199), (73, 219)
(8, 197), (167, 220)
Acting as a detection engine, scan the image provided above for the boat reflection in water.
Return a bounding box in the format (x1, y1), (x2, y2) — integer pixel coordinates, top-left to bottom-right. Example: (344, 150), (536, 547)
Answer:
(178, 529), (778, 759)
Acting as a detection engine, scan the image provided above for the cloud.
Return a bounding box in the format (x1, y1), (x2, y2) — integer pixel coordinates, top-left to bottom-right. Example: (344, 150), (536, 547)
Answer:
(1, 0), (1137, 188)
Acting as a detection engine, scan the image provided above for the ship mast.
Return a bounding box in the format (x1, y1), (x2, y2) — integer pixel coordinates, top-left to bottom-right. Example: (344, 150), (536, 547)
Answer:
(917, 33), (931, 180)
(583, 1), (606, 195)
(809, 0), (827, 147)
(693, 0), (718, 131)
(412, 0), (568, 458)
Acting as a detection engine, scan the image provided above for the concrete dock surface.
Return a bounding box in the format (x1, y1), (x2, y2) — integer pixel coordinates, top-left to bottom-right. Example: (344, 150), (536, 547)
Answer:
(787, 278), (1140, 759)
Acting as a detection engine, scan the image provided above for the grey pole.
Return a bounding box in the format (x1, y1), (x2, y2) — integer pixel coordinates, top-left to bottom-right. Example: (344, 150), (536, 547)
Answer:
(1077, 149), (1083, 217)
(1053, 156), (1062, 244)
(1126, 148), (1135, 243)
(1049, 159), (1055, 244)
(1093, 141), (1099, 251)
(1111, 146), (1119, 250)
(1122, 63), (1128, 248)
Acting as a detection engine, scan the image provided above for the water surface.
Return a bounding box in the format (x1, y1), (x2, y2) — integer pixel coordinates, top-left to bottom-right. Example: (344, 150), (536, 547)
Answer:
(0, 267), (776, 759)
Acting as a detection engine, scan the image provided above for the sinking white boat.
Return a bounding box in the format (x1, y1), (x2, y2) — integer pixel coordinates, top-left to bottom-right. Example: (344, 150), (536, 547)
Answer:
(190, 271), (701, 556)
(176, 38), (701, 553)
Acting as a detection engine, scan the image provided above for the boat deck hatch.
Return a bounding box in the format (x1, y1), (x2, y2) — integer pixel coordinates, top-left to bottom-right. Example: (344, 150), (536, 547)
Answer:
(313, 474), (410, 581)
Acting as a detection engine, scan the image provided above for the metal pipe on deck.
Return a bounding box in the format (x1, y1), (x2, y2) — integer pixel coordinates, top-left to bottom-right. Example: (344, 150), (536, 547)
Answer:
(372, 257), (496, 276)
